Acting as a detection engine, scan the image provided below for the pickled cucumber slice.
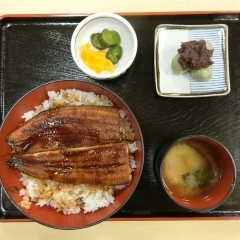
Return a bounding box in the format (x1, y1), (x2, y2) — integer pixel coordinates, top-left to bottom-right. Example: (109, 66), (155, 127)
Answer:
(99, 28), (121, 48)
(90, 33), (105, 50)
(106, 45), (123, 64)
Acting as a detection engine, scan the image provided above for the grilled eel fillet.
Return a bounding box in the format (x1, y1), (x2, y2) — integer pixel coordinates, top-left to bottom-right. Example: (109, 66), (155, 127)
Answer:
(7, 105), (130, 153)
(12, 134), (104, 154)
(7, 142), (132, 185)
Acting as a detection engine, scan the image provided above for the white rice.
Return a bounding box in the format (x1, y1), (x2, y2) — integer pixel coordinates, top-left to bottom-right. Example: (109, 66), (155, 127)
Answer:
(19, 89), (137, 215)
(22, 89), (113, 121)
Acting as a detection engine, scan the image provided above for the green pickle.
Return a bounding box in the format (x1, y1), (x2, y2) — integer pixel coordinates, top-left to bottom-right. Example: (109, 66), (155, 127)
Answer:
(99, 28), (121, 48)
(89, 28), (122, 64)
(90, 33), (105, 50)
(106, 45), (123, 64)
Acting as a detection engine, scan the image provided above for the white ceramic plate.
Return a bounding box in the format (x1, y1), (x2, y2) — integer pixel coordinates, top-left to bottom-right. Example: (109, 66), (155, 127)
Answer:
(154, 24), (230, 98)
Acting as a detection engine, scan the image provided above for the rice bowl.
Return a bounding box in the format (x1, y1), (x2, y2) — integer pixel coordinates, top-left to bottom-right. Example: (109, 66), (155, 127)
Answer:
(16, 88), (137, 215)
(0, 80), (144, 229)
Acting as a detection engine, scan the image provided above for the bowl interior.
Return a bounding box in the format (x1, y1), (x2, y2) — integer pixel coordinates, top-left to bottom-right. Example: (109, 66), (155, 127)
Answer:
(0, 80), (144, 229)
(71, 15), (137, 79)
(160, 135), (236, 211)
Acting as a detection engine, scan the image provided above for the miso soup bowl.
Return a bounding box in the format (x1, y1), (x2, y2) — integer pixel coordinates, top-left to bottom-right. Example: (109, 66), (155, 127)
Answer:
(157, 135), (236, 211)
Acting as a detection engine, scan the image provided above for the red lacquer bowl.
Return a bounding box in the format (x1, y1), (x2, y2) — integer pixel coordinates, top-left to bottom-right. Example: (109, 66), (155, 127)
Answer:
(158, 135), (236, 211)
(0, 80), (144, 229)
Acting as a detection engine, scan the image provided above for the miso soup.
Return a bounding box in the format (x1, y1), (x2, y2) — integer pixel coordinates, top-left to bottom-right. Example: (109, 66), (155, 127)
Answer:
(161, 141), (220, 199)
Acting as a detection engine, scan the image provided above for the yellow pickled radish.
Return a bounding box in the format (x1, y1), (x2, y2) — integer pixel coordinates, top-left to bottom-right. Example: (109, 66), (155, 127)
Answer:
(105, 60), (115, 72)
(80, 43), (114, 74)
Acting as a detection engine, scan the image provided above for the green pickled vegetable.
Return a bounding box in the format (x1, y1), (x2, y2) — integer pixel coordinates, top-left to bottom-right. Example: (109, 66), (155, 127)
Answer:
(99, 28), (121, 48)
(89, 28), (123, 64)
(90, 33), (105, 50)
(190, 66), (213, 81)
(171, 53), (187, 75)
(106, 45), (123, 64)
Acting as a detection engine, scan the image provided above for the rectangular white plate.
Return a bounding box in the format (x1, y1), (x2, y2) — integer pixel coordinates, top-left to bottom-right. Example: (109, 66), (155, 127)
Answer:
(154, 24), (230, 98)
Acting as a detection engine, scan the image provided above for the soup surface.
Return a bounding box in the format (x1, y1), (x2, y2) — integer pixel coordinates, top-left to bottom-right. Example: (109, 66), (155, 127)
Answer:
(162, 141), (220, 199)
